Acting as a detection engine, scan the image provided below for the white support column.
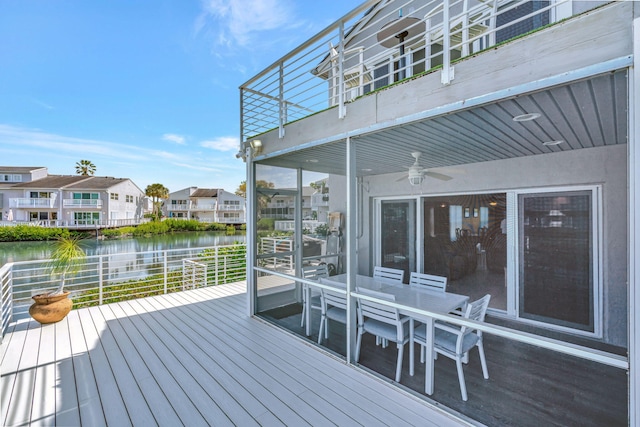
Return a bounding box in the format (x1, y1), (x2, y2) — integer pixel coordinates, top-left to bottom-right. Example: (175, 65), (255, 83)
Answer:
(246, 147), (257, 316)
(346, 136), (358, 363)
(338, 21), (346, 119)
(628, 17), (640, 427)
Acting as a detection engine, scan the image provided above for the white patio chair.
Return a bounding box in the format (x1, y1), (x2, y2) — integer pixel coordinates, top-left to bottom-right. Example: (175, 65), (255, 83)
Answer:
(355, 288), (410, 382)
(300, 264), (328, 328)
(409, 272), (447, 292)
(412, 294), (491, 401)
(373, 266), (404, 284)
(372, 266), (405, 346)
(317, 278), (347, 344)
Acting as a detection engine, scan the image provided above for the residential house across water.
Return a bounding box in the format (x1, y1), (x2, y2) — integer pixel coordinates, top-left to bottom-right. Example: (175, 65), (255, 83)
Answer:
(165, 187), (246, 225)
(0, 166), (150, 227)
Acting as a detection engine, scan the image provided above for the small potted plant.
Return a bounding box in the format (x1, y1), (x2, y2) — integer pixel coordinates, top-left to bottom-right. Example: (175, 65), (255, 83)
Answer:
(29, 235), (85, 324)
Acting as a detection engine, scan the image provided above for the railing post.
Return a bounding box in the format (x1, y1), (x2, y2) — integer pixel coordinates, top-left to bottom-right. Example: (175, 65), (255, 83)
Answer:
(441, 0), (455, 85)
(338, 20), (346, 119)
(163, 250), (168, 294)
(215, 247), (219, 285)
(98, 256), (104, 305)
(279, 61), (285, 138)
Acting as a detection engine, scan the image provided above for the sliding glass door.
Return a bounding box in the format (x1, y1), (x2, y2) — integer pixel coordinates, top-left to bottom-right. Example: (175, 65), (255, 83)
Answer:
(380, 200), (416, 282)
(519, 190), (597, 333)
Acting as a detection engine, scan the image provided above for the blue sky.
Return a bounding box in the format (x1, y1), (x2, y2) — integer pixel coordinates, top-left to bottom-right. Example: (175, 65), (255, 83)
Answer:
(0, 0), (363, 193)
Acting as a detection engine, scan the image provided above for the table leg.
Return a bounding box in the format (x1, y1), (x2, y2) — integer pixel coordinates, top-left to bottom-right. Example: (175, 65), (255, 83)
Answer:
(305, 285), (311, 336)
(424, 317), (435, 395)
(409, 318), (415, 376)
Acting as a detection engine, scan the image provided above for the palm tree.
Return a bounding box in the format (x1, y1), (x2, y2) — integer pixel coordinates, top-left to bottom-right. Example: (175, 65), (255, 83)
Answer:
(145, 183), (169, 220)
(48, 235), (86, 295)
(75, 160), (96, 176)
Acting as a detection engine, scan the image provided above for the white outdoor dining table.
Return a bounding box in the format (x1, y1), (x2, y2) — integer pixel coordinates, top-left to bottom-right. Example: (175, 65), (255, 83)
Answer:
(315, 273), (469, 395)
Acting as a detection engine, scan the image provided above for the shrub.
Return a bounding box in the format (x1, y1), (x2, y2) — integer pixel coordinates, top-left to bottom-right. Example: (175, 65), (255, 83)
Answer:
(206, 222), (227, 231)
(163, 218), (203, 232)
(133, 221), (170, 236)
(314, 223), (329, 237)
(0, 225), (71, 242)
(257, 218), (275, 231)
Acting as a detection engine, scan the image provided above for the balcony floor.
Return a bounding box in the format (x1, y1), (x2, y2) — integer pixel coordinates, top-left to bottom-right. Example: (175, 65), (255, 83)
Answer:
(1, 282), (465, 427)
(261, 306), (628, 427)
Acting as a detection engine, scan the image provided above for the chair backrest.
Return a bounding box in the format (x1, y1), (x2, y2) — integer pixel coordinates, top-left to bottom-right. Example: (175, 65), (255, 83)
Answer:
(373, 266), (404, 284)
(460, 294), (491, 336)
(302, 264), (329, 280)
(409, 272), (447, 292)
(356, 287), (404, 341)
(318, 278), (347, 311)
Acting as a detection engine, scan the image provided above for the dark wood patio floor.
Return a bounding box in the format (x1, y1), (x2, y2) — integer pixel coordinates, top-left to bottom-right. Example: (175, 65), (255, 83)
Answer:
(261, 305), (628, 427)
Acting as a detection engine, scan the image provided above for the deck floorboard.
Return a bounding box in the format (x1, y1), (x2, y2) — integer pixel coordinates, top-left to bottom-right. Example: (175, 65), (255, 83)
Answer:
(1, 282), (465, 427)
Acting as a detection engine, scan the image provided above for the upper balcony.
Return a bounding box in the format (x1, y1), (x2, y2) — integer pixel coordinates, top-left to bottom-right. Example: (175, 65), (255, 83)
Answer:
(10, 198), (57, 209)
(63, 199), (103, 208)
(167, 203), (191, 211)
(239, 0), (624, 152)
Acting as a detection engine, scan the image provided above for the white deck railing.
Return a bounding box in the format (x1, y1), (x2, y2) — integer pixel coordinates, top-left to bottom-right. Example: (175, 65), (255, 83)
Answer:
(240, 0), (574, 140)
(0, 243), (247, 338)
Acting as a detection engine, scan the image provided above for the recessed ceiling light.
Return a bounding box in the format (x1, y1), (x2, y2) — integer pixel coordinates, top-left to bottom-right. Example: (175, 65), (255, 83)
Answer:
(513, 113), (541, 122)
(362, 168), (372, 172)
(306, 159), (319, 163)
(542, 140), (564, 146)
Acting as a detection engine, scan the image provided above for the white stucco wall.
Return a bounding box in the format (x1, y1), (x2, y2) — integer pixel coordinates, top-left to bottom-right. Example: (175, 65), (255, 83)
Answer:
(328, 144), (628, 346)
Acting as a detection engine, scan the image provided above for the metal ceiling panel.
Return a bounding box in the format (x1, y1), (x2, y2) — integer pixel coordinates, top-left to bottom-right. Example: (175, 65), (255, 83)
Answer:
(257, 70), (628, 178)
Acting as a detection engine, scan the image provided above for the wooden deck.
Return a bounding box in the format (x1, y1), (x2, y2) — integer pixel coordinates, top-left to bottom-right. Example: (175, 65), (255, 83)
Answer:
(1, 282), (468, 427)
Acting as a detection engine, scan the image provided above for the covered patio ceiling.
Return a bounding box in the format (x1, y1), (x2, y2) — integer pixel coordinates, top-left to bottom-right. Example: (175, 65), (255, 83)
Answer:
(257, 69), (627, 177)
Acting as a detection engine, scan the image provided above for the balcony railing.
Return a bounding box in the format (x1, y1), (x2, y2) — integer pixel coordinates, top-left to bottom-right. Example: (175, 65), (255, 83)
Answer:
(63, 199), (103, 208)
(218, 205), (245, 211)
(240, 0), (573, 140)
(10, 198), (57, 208)
(167, 204), (191, 211)
(0, 243), (247, 337)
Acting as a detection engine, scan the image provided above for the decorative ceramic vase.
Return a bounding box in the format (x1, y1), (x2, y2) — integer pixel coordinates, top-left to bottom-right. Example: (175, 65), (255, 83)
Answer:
(29, 291), (72, 324)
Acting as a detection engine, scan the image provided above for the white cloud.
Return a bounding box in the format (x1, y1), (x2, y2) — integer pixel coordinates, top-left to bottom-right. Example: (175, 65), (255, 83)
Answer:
(162, 133), (186, 145)
(198, 0), (294, 47)
(0, 124), (247, 193)
(200, 136), (238, 151)
(30, 98), (54, 110)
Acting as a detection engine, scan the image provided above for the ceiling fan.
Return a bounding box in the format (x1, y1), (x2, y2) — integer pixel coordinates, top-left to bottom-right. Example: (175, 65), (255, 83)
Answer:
(396, 151), (453, 185)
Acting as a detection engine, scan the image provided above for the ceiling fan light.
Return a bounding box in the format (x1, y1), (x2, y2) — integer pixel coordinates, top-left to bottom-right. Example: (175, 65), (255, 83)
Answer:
(409, 175), (424, 186)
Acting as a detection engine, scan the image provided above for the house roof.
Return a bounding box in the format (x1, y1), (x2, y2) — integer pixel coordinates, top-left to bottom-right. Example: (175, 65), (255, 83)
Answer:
(191, 189), (219, 198)
(12, 175), (91, 189)
(65, 176), (129, 190)
(11, 175), (130, 190)
(0, 166), (46, 174)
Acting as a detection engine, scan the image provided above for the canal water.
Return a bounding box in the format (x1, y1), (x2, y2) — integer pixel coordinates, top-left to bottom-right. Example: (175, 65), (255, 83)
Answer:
(0, 231), (247, 266)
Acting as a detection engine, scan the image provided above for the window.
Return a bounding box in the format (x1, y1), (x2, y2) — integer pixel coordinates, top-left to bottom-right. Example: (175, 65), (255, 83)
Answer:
(74, 212), (100, 225)
(1, 174), (21, 182)
(224, 200), (240, 206)
(30, 192), (52, 199)
(73, 192), (99, 199)
(125, 195), (133, 203)
(110, 193), (119, 200)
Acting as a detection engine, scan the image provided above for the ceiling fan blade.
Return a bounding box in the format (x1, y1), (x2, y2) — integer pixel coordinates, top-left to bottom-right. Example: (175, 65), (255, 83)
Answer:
(396, 174), (409, 182)
(425, 171), (453, 181)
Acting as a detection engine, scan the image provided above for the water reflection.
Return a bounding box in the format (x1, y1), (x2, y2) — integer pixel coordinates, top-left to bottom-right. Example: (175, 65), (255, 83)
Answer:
(0, 231), (247, 265)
